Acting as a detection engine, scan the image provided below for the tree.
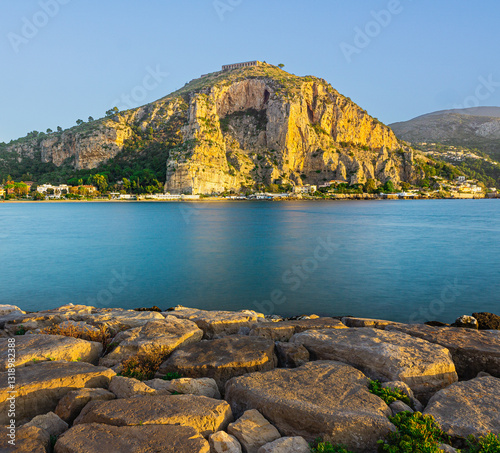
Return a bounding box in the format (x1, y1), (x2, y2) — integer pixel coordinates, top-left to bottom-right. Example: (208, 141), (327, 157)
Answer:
(76, 119), (84, 126)
(383, 180), (396, 193)
(57, 126), (63, 132)
(105, 107), (119, 117)
(363, 179), (378, 194)
(14, 183), (29, 196)
(278, 63), (285, 69)
(88, 116), (94, 122)
(92, 174), (108, 193)
(46, 128), (53, 134)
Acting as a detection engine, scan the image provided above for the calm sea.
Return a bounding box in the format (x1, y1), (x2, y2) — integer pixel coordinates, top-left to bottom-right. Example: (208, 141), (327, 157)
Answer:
(0, 200), (498, 323)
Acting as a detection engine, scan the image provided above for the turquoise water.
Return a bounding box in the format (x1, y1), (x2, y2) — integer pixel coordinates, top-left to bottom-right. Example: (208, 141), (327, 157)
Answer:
(0, 200), (498, 323)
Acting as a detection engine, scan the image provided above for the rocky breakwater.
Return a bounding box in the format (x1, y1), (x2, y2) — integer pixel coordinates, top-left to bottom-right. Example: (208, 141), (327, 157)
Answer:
(0, 304), (499, 453)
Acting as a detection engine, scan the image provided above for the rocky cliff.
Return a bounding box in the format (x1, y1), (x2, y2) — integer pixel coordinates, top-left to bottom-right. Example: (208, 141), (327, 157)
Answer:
(5, 63), (426, 193)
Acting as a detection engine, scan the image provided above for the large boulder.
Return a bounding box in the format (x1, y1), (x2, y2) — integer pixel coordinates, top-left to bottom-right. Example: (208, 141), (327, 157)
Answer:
(257, 436), (310, 453)
(0, 334), (102, 370)
(24, 411), (69, 437)
(291, 328), (457, 401)
(275, 341), (309, 368)
(249, 318), (347, 342)
(55, 388), (116, 424)
(99, 317), (202, 367)
(164, 306), (265, 339)
(227, 409), (281, 453)
(424, 376), (500, 440)
(0, 425), (50, 453)
(0, 304), (25, 328)
(473, 312), (500, 330)
(54, 423), (210, 453)
(74, 394), (232, 437)
(386, 324), (500, 379)
(209, 431), (243, 453)
(158, 335), (277, 392)
(0, 361), (115, 424)
(225, 361), (394, 453)
(108, 376), (157, 399)
(144, 377), (221, 398)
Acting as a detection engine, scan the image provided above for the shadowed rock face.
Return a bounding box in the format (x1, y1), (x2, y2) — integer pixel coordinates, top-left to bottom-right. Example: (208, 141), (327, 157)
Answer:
(0, 361), (116, 425)
(225, 361), (394, 453)
(54, 423), (210, 453)
(157, 335), (277, 392)
(74, 394), (232, 438)
(290, 327), (458, 402)
(386, 324), (500, 379)
(424, 376), (500, 440)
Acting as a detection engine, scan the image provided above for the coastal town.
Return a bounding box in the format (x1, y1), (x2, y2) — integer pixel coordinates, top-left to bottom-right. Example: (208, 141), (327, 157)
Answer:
(0, 176), (498, 201)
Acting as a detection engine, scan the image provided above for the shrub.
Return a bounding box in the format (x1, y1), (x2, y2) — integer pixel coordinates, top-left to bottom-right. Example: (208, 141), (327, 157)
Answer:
(369, 380), (412, 407)
(15, 325), (26, 335)
(162, 372), (183, 381)
(378, 411), (450, 453)
(40, 323), (111, 349)
(120, 347), (170, 381)
(466, 433), (500, 453)
(310, 439), (353, 453)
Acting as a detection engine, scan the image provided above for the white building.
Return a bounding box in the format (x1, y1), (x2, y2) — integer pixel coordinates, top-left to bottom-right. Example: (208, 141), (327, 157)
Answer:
(37, 184), (70, 198)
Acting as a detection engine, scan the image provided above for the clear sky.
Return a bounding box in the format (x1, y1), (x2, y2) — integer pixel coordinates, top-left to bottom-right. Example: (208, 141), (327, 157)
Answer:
(2, 0), (500, 143)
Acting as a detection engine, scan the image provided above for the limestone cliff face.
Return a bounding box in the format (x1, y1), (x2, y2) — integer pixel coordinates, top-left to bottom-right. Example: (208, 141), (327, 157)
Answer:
(5, 64), (424, 191)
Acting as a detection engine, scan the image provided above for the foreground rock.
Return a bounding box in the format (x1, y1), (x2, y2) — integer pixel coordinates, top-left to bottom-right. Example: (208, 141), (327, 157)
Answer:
(55, 423), (210, 453)
(24, 411), (69, 436)
(145, 377), (221, 398)
(258, 437), (310, 453)
(55, 388), (116, 423)
(424, 376), (500, 440)
(158, 335), (277, 392)
(225, 361), (394, 453)
(386, 324), (500, 379)
(165, 306), (265, 338)
(0, 334), (102, 370)
(99, 317), (203, 367)
(0, 361), (115, 424)
(0, 425), (50, 453)
(0, 304), (25, 328)
(291, 328), (457, 401)
(249, 317), (347, 342)
(75, 394), (232, 437)
(227, 409), (281, 453)
(109, 375), (157, 398)
(275, 341), (309, 368)
(209, 431), (243, 453)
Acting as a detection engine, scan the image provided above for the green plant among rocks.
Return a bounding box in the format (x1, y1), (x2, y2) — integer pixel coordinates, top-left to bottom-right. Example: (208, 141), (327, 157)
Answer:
(377, 411), (451, 453)
(162, 372), (183, 381)
(369, 380), (413, 408)
(15, 325), (26, 335)
(466, 433), (500, 453)
(120, 347), (170, 381)
(310, 438), (353, 452)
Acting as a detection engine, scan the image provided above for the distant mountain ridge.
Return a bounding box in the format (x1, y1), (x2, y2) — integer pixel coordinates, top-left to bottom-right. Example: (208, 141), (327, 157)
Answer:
(390, 107), (500, 160)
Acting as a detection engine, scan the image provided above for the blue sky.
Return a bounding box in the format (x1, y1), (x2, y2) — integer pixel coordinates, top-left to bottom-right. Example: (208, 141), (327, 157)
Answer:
(1, 0), (500, 143)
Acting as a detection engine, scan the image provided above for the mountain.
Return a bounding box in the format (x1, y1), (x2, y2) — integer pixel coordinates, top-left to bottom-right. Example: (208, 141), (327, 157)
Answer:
(2, 63), (426, 193)
(390, 107), (500, 160)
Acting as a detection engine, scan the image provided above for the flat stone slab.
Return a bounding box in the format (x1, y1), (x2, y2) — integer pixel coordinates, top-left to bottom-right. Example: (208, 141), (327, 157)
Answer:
(164, 306), (265, 339)
(0, 425), (49, 453)
(54, 423), (210, 453)
(291, 328), (458, 401)
(249, 318), (347, 342)
(225, 361), (394, 453)
(0, 361), (115, 425)
(158, 335), (277, 392)
(99, 317), (203, 367)
(386, 324), (500, 379)
(0, 334), (102, 370)
(424, 376), (500, 440)
(74, 394), (232, 437)
(342, 317), (400, 330)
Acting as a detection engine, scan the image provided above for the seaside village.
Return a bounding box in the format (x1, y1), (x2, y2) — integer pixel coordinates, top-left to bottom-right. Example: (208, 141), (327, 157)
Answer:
(0, 175), (497, 201)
